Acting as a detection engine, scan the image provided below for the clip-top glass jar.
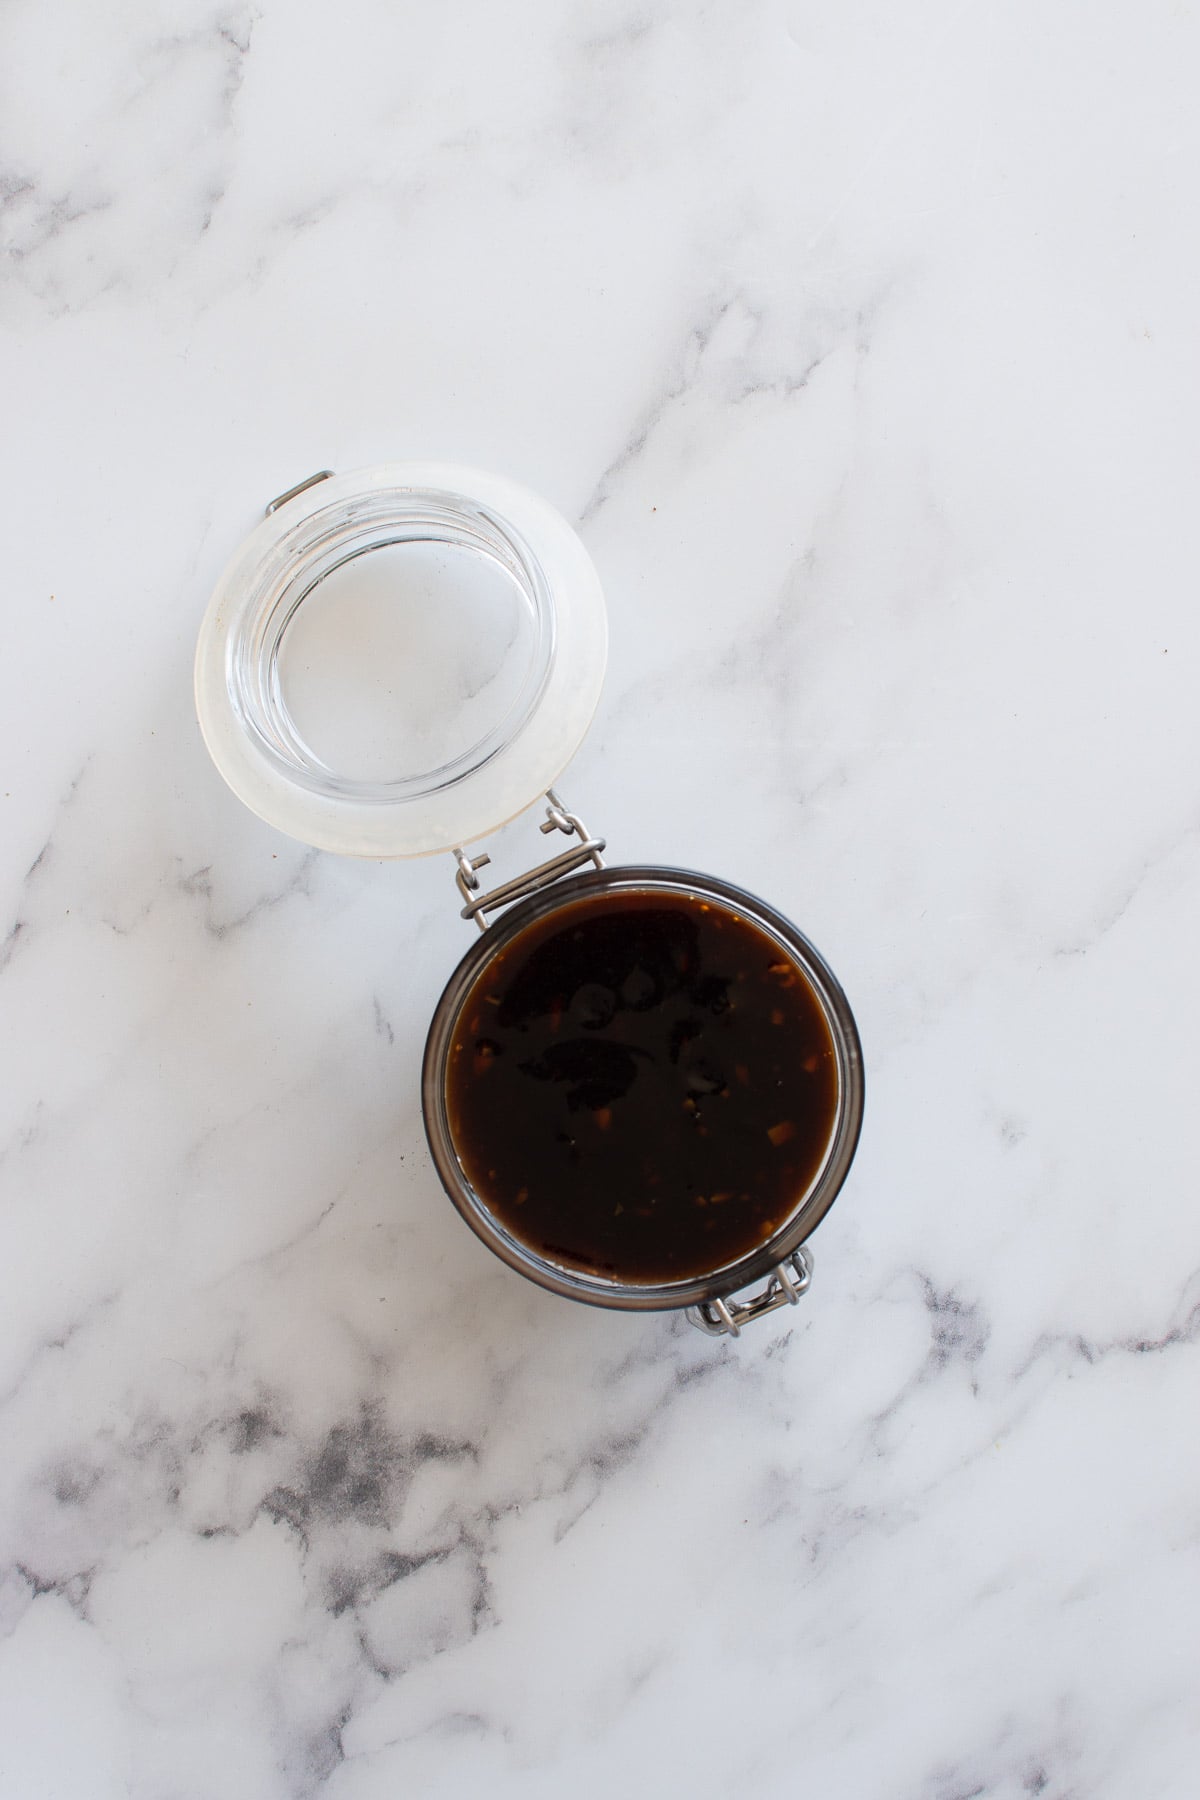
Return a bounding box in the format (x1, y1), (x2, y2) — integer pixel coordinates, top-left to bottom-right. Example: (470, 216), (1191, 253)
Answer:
(196, 465), (864, 1339)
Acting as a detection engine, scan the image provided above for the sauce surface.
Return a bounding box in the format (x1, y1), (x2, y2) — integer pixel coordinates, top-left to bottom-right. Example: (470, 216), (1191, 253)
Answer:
(445, 889), (838, 1284)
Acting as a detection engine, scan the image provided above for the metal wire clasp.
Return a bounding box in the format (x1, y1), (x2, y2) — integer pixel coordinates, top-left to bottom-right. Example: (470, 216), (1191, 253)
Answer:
(685, 1246), (815, 1338)
(453, 791), (605, 930)
(264, 470), (335, 515)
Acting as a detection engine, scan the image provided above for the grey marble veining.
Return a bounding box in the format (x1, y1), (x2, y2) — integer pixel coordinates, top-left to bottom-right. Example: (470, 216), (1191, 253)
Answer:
(2, 1), (1199, 1795)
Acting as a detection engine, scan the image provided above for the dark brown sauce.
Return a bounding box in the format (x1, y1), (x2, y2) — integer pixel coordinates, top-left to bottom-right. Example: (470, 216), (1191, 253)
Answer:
(445, 888), (838, 1284)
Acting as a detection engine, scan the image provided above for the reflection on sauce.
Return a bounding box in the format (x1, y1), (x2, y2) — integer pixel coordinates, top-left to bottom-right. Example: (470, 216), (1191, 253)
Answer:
(445, 890), (838, 1284)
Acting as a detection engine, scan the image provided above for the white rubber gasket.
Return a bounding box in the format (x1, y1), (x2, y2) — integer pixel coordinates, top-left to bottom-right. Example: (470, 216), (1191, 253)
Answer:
(194, 463), (607, 858)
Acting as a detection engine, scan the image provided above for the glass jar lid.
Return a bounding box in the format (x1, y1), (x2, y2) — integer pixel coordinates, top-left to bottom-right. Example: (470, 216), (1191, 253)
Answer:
(194, 464), (607, 857)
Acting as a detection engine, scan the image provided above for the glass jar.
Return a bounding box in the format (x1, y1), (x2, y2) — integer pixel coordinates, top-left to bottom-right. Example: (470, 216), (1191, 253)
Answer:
(195, 465), (864, 1339)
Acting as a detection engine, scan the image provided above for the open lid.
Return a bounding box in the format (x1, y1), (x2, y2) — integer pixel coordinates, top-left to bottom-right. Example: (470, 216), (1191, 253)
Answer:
(194, 464), (607, 857)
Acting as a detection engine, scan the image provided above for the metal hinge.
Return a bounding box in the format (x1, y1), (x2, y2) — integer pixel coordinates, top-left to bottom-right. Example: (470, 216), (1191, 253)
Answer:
(452, 791), (605, 930)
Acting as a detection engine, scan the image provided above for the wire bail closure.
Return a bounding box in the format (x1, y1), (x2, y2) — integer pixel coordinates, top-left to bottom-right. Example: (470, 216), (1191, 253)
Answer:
(453, 790), (606, 931)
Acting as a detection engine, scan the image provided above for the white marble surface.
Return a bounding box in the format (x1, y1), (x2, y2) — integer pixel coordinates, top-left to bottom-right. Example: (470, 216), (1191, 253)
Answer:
(2, 1), (1199, 1795)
